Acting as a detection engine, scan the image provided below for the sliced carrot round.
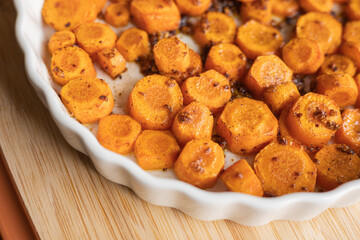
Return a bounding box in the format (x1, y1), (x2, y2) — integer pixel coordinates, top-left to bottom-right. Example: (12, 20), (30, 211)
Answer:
(272, 0), (299, 17)
(346, 0), (360, 20)
(48, 31), (76, 54)
(343, 21), (360, 43)
(175, 0), (211, 16)
(299, 0), (333, 13)
(319, 54), (357, 76)
(116, 27), (150, 62)
(356, 74), (360, 107)
(104, 2), (130, 27)
(340, 41), (360, 69)
(96, 48), (127, 79)
(335, 109), (360, 155)
(278, 106), (303, 149)
(241, 0), (272, 25)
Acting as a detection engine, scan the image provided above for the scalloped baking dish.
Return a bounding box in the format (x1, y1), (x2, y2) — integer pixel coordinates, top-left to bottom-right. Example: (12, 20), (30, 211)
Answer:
(14, 0), (360, 226)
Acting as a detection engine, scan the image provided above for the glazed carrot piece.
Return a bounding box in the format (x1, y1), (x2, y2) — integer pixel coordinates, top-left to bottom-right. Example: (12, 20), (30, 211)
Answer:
(175, 0), (211, 16)
(216, 98), (278, 154)
(296, 12), (342, 54)
(42, 0), (97, 31)
(75, 22), (117, 58)
(205, 43), (247, 84)
(60, 77), (114, 123)
(263, 82), (300, 115)
(153, 36), (191, 75)
(343, 21), (360, 43)
(48, 31), (76, 54)
(94, 0), (107, 14)
(172, 102), (213, 147)
(254, 142), (317, 196)
(346, 0), (360, 20)
(241, 0), (272, 25)
(287, 93), (342, 147)
(278, 106), (304, 149)
(128, 75), (183, 130)
(272, 0), (299, 17)
(340, 41), (360, 68)
(96, 48), (127, 79)
(282, 38), (324, 74)
(194, 12), (237, 47)
(316, 73), (358, 109)
(220, 159), (263, 196)
(134, 130), (180, 170)
(356, 74), (360, 107)
(299, 0), (333, 13)
(319, 54), (357, 76)
(174, 139), (225, 189)
(97, 115), (141, 155)
(336, 109), (360, 155)
(116, 28), (150, 62)
(181, 70), (231, 113)
(314, 144), (360, 191)
(244, 55), (293, 98)
(130, 0), (181, 34)
(105, 3), (130, 27)
(236, 20), (284, 60)
(51, 46), (96, 86)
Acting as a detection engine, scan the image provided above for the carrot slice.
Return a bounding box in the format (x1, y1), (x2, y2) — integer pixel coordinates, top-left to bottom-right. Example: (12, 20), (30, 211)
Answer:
(236, 20), (284, 60)
(42, 0), (97, 31)
(194, 12), (237, 47)
(343, 21), (360, 43)
(60, 77), (114, 123)
(96, 48), (127, 79)
(336, 109), (360, 155)
(314, 144), (360, 190)
(128, 75), (183, 130)
(94, 0), (107, 14)
(172, 102), (213, 147)
(287, 93), (342, 147)
(316, 73), (358, 109)
(175, 0), (211, 16)
(116, 28), (150, 62)
(272, 0), (299, 17)
(278, 106), (303, 149)
(356, 74), (360, 107)
(254, 142), (317, 196)
(48, 31), (76, 54)
(174, 139), (225, 189)
(241, 0), (272, 25)
(216, 97), (278, 154)
(51, 46), (96, 86)
(346, 0), (360, 20)
(299, 0), (333, 13)
(97, 115), (141, 155)
(245, 55), (293, 98)
(220, 159), (264, 196)
(296, 12), (342, 54)
(134, 130), (180, 170)
(181, 70), (231, 113)
(319, 54), (357, 76)
(104, 2), (130, 27)
(205, 43), (247, 84)
(340, 41), (360, 68)
(130, 0), (181, 34)
(282, 38), (324, 74)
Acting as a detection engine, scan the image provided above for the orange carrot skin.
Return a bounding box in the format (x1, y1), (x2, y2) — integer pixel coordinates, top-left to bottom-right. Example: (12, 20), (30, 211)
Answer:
(335, 109), (360, 155)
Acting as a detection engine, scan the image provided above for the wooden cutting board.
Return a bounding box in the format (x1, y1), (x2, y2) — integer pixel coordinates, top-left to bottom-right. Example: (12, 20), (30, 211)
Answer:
(0, 0), (359, 239)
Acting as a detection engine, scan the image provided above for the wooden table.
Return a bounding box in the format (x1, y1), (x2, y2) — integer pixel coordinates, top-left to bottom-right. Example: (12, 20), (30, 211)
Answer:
(1, 0), (360, 239)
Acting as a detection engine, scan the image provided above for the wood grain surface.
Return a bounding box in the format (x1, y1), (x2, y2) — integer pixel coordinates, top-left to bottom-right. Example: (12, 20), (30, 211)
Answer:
(0, 0), (360, 239)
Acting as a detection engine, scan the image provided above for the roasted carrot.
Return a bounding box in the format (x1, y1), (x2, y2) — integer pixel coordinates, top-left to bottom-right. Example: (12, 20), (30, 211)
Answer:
(216, 97), (278, 154)
(319, 54), (357, 76)
(282, 38), (324, 74)
(263, 82), (300, 115)
(236, 20), (284, 60)
(356, 74), (360, 107)
(278, 106), (304, 149)
(181, 70), (231, 113)
(130, 0), (181, 34)
(115, 27), (150, 62)
(48, 31), (76, 54)
(175, 0), (211, 16)
(205, 43), (247, 84)
(314, 144), (360, 190)
(75, 22), (117, 58)
(134, 130), (180, 170)
(51, 46), (96, 86)
(244, 55), (293, 98)
(286, 93), (342, 147)
(336, 109), (360, 155)
(299, 0), (333, 13)
(42, 0), (97, 31)
(96, 48), (127, 79)
(296, 12), (342, 54)
(316, 73), (358, 109)
(60, 77), (114, 123)
(94, 0), (107, 14)
(254, 142), (317, 196)
(104, 2), (130, 27)
(194, 12), (237, 47)
(346, 0), (360, 20)
(343, 21), (360, 43)
(340, 41), (360, 68)
(272, 0), (299, 17)
(128, 75), (183, 130)
(174, 139), (225, 189)
(172, 102), (213, 147)
(97, 114), (141, 155)
(241, 0), (272, 25)
(220, 159), (264, 196)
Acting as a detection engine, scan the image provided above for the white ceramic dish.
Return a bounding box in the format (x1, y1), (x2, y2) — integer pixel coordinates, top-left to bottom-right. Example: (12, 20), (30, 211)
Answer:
(14, 0), (360, 226)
